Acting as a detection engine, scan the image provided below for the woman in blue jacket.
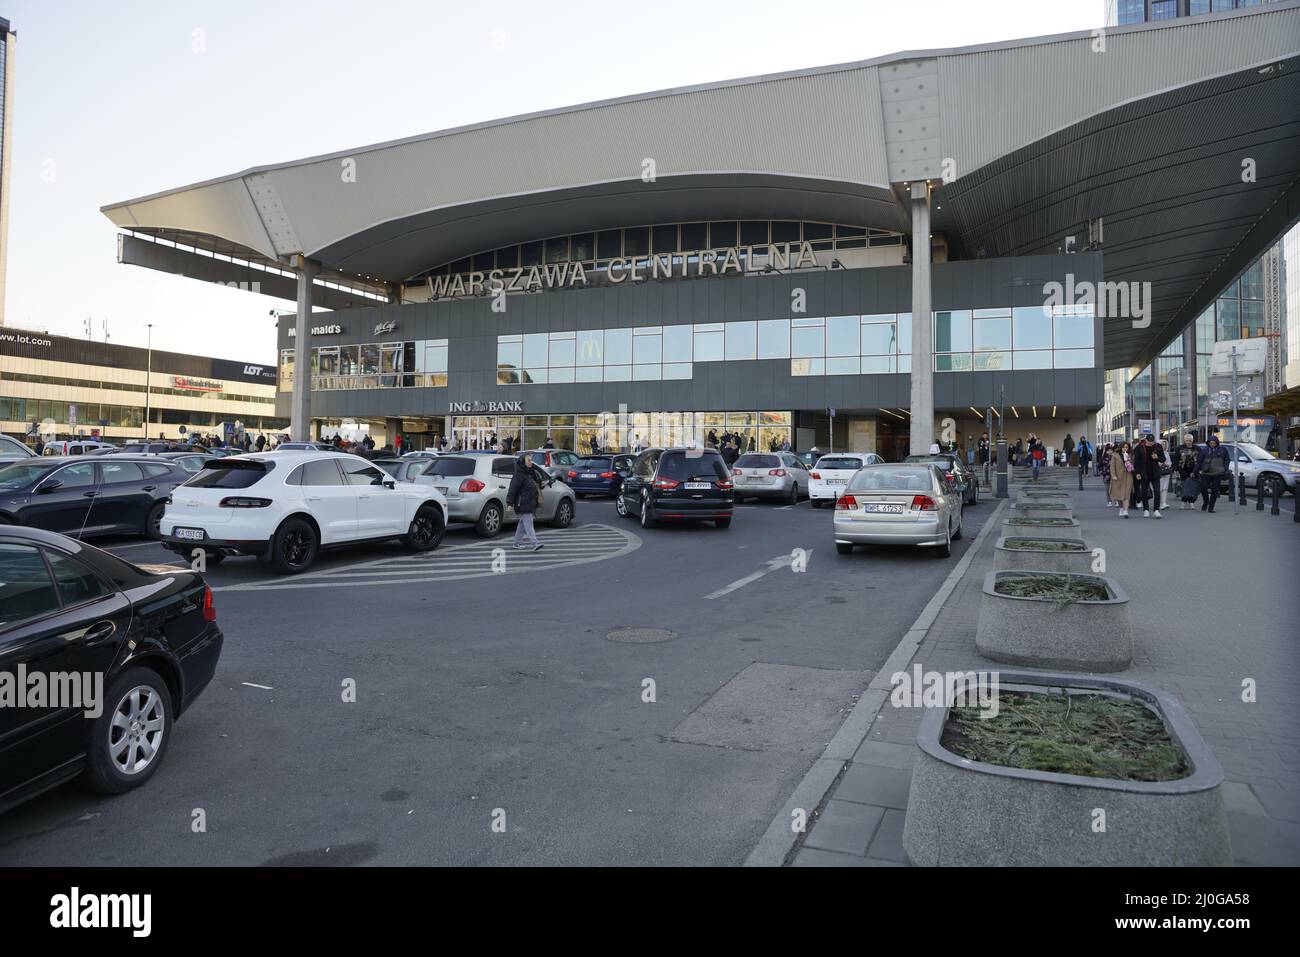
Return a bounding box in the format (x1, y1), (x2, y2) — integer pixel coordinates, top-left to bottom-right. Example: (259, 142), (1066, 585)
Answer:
(1196, 435), (1231, 513)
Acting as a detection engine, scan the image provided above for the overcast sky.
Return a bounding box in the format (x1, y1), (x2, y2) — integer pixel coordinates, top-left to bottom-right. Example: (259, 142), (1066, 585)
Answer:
(4, 0), (1099, 363)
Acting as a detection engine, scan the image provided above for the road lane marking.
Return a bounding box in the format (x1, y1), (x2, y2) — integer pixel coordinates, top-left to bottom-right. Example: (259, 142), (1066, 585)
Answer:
(703, 550), (813, 599)
(241, 682), (274, 690)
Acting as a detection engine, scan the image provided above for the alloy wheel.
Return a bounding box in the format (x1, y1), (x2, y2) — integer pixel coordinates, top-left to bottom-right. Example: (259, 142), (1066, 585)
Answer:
(108, 685), (166, 776)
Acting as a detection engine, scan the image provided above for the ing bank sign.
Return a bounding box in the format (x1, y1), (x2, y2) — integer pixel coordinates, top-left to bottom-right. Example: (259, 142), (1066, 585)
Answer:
(426, 241), (820, 301)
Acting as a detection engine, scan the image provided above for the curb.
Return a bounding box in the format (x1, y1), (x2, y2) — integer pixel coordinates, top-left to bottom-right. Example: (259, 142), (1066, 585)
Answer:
(743, 494), (1010, 866)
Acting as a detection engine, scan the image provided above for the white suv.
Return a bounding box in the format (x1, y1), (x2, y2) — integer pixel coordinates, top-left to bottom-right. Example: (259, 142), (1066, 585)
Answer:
(809, 452), (885, 507)
(160, 451), (448, 573)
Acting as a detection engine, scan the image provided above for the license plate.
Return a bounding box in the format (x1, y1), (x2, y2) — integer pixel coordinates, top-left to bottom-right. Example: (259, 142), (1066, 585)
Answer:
(174, 527), (205, 540)
(863, 503), (905, 514)
(582, 473), (598, 479)
(684, 482), (712, 490)
(741, 476), (761, 483)
(827, 478), (847, 485)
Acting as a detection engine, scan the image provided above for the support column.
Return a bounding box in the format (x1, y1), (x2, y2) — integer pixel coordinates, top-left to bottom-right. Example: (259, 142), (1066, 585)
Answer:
(290, 256), (318, 442)
(908, 180), (934, 456)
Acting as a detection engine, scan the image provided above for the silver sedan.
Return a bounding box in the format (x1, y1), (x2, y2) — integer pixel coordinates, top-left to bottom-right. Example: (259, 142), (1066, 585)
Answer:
(416, 453), (576, 537)
(731, 452), (809, 504)
(833, 464), (963, 558)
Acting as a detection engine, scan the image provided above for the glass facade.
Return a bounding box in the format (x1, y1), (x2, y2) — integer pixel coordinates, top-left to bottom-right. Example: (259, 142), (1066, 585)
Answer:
(496, 307), (1094, 384)
(1113, 0), (1277, 26)
(281, 339), (449, 392)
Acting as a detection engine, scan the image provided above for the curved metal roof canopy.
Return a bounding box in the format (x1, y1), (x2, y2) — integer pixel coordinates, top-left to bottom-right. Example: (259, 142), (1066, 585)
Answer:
(102, 2), (1300, 369)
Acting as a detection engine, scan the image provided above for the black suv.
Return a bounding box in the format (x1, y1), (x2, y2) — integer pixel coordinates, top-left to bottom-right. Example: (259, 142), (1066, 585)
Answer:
(0, 457), (189, 539)
(616, 447), (734, 528)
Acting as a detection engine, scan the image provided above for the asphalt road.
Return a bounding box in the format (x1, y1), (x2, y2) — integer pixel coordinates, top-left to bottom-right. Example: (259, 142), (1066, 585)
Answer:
(0, 493), (993, 866)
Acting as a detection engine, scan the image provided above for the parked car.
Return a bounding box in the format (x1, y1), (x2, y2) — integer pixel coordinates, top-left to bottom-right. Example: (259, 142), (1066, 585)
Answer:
(904, 453), (979, 506)
(271, 442), (335, 452)
(0, 457), (189, 540)
(401, 450), (442, 459)
(157, 451), (219, 475)
(833, 463), (963, 557)
(564, 454), (635, 498)
(617, 447), (734, 528)
(808, 452), (886, 507)
(525, 449), (583, 480)
(0, 524), (223, 811)
(41, 440), (116, 457)
(0, 434), (37, 469)
(731, 451), (810, 504)
(1211, 442), (1300, 499)
(114, 441), (187, 455)
(160, 452), (448, 574)
(415, 454), (575, 537)
(373, 456), (435, 484)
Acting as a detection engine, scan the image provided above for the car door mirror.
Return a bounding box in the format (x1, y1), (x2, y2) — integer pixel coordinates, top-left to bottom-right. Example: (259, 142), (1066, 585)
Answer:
(37, 478), (63, 493)
(383, 479), (396, 489)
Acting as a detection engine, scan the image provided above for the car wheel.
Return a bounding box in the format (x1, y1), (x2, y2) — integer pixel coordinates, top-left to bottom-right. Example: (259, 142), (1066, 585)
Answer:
(1259, 473), (1283, 500)
(934, 524), (952, 558)
(639, 491), (656, 529)
(836, 542), (853, 555)
(953, 515), (963, 540)
(146, 502), (166, 539)
(552, 498), (574, 528)
(615, 492), (630, 518)
(81, 666), (172, 795)
(271, 516), (319, 574)
(787, 483), (798, 506)
(715, 516), (731, 528)
(970, 484), (979, 506)
(404, 504), (445, 551)
(476, 501), (503, 538)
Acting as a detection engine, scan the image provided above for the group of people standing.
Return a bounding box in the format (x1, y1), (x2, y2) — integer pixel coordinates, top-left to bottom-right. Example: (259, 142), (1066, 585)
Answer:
(1099, 431), (1230, 518)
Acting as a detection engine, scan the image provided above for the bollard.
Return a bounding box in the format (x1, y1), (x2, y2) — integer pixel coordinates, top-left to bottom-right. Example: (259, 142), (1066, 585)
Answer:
(1271, 481), (1281, 517)
(1238, 473), (1247, 505)
(1078, 466), (1084, 491)
(1257, 480), (1265, 511)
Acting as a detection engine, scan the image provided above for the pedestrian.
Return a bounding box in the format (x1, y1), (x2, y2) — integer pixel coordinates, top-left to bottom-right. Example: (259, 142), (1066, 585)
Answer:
(707, 429), (718, 448)
(395, 434), (404, 454)
(1196, 434), (1230, 513)
(506, 454), (545, 551)
(1062, 433), (1075, 467)
(255, 433), (266, 452)
(966, 437), (975, 468)
(809, 445), (821, 466)
(1173, 432), (1199, 509)
(1098, 442), (1112, 496)
(1078, 434), (1093, 477)
(1029, 434), (1044, 481)
(1108, 441), (1134, 517)
(543, 435), (555, 450)
(1131, 432), (1164, 518)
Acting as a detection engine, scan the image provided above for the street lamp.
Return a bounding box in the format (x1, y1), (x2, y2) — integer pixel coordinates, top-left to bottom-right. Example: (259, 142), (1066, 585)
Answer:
(143, 323), (153, 439)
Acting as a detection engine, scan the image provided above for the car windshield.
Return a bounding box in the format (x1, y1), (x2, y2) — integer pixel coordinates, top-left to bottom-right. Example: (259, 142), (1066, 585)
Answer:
(372, 460), (402, 476)
(848, 467), (935, 492)
(425, 458), (476, 477)
(658, 451), (728, 481)
(736, 454), (780, 469)
(0, 462), (53, 489)
(575, 458), (612, 469)
(816, 457), (863, 470)
(185, 460), (274, 489)
(1234, 442), (1275, 460)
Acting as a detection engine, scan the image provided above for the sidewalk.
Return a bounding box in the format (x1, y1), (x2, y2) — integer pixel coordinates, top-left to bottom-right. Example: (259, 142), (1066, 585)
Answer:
(783, 467), (1300, 867)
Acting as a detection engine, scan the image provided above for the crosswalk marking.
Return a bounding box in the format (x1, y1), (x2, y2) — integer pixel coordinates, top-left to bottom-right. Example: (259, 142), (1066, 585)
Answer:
(215, 523), (640, 591)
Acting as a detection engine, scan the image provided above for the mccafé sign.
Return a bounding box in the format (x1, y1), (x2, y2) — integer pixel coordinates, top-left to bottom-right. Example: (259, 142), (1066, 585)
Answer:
(426, 241), (820, 301)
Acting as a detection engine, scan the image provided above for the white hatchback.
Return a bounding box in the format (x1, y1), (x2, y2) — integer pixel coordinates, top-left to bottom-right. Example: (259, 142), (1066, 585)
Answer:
(809, 452), (885, 507)
(160, 451), (448, 573)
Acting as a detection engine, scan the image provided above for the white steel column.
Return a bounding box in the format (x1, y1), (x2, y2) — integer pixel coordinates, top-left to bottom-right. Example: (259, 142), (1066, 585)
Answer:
(908, 180), (934, 455)
(290, 256), (318, 442)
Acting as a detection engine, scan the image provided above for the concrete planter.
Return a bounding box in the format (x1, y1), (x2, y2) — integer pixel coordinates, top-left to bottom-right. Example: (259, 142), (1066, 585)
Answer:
(994, 536), (1094, 573)
(1010, 502), (1074, 520)
(1000, 518), (1082, 541)
(976, 570), (1131, 671)
(902, 672), (1231, 866)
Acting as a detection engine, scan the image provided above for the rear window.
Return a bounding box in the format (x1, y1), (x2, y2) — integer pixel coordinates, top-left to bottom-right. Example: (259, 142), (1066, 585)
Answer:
(848, 467), (934, 491)
(736, 454), (780, 469)
(185, 459), (275, 489)
(373, 460), (401, 476)
(657, 450), (729, 481)
(575, 457), (612, 469)
(425, 457), (477, 478)
(817, 457), (864, 470)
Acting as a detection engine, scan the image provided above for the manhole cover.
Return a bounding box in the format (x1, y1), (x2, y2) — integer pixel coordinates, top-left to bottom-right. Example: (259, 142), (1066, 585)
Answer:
(605, 626), (679, 643)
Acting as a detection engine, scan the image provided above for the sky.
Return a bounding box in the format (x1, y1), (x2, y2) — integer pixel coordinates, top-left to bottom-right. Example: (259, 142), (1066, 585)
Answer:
(3, 0), (1100, 364)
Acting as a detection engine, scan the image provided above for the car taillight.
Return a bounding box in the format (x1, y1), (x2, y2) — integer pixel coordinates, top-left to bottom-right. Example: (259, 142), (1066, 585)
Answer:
(460, 479), (486, 493)
(811, 471), (821, 480)
(599, 471), (615, 479)
(911, 495), (938, 510)
(218, 496), (272, 508)
(653, 478), (679, 489)
(716, 478), (733, 490)
(567, 470), (577, 479)
(202, 585), (216, 622)
(836, 495), (857, 509)
(769, 468), (787, 477)
(945, 472), (955, 481)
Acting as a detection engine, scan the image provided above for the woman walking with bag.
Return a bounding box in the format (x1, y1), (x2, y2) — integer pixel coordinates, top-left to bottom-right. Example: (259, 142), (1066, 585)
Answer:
(1196, 434), (1230, 513)
(1174, 432), (1199, 509)
(1108, 441), (1134, 518)
(506, 454), (545, 550)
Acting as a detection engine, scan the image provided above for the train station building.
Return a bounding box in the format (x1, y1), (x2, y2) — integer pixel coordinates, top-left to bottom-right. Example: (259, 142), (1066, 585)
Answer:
(100, 3), (1300, 457)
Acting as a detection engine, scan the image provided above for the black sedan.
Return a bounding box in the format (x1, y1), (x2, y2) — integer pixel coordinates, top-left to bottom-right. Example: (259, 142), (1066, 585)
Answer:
(0, 525), (223, 811)
(0, 457), (189, 539)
